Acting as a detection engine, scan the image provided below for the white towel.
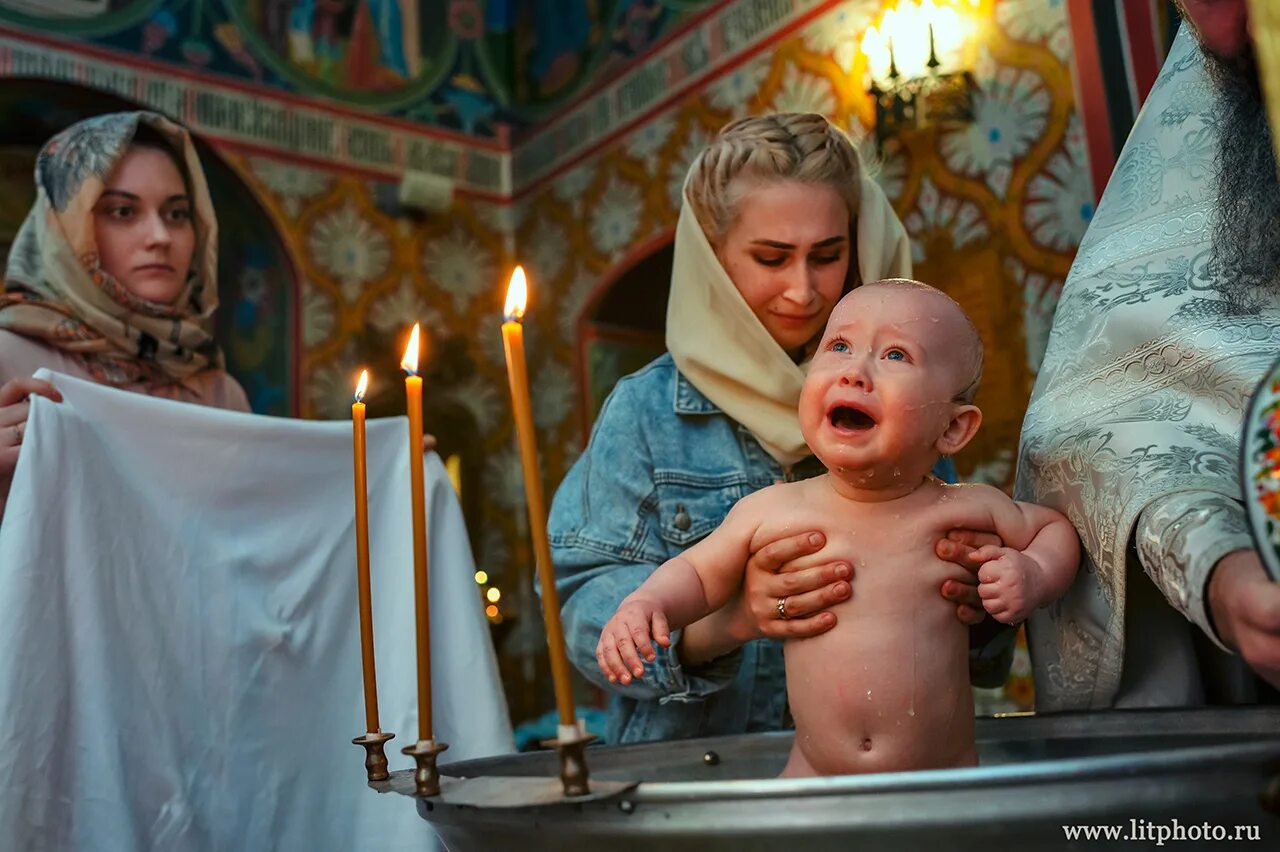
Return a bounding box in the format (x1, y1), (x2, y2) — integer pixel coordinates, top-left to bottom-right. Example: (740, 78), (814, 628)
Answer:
(0, 370), (513, 851)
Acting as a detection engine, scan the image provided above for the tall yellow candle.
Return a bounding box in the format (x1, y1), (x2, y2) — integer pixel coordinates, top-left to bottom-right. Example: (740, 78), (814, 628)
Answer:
(352, 370), (382, 733)
(501, 266), (577, 729)
(401, 324), (433, 741)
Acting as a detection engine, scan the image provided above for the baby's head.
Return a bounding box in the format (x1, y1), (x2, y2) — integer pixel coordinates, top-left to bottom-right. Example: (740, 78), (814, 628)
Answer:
(798, 279), (984, 487)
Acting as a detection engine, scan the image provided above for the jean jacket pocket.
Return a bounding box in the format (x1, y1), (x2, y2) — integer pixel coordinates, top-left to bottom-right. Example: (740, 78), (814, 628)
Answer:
(653, 471), (745, 548)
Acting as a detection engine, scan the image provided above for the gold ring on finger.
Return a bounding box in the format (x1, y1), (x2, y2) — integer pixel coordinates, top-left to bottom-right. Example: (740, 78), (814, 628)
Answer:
(776, 596), (791, 620)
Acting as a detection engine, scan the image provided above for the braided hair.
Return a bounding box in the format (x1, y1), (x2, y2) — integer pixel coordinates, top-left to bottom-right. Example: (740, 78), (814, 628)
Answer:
(684, 113), (864, 247)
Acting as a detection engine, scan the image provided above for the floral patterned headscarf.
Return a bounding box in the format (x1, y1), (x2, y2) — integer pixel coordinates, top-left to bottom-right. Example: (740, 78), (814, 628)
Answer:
(1, 111), (223, 386)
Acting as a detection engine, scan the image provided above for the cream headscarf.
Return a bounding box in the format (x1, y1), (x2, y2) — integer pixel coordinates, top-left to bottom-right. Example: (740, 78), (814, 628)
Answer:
(1, 111), (223, 387)
(665, 175), (912, 465)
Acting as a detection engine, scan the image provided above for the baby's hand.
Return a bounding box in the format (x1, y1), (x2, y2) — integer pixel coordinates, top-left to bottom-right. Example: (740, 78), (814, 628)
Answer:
(973, 545), (1042, 625)
(596, 597), (671, 685)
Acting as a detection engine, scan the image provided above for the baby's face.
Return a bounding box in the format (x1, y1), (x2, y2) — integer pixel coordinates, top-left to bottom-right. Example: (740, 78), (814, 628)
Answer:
(799, 285), (974, 480)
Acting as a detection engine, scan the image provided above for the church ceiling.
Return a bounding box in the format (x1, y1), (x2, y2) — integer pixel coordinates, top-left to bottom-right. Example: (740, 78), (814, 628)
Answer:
(0, 0), (718, 139)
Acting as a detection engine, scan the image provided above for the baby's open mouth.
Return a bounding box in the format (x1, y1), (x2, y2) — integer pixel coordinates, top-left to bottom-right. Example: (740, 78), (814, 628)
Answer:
(829, 405), (876, 431)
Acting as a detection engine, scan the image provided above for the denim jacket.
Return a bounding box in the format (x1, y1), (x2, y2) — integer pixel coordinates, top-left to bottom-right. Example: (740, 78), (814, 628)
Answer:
(549, 354), (959, 745)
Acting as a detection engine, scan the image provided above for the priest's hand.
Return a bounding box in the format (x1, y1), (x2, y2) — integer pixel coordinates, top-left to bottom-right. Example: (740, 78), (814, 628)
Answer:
(423, 433), (437, 453)
(936, 529), (1004, 625)
(1208, 549), (1280, 689)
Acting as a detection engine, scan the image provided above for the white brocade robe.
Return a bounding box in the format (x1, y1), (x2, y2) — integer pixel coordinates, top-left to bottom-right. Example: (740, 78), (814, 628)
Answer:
(1015, 27), (1274, 710)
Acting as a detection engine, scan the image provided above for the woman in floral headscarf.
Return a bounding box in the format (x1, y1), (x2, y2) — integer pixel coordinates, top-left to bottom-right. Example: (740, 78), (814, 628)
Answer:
(0, 112), (248, 517)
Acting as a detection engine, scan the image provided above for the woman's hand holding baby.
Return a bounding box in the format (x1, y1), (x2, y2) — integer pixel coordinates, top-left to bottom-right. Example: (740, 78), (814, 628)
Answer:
(597, 597), (672, 685)
(737, 531), (853, 639)
(972, 544), (1043, 625)
(672, 531), (853, 667)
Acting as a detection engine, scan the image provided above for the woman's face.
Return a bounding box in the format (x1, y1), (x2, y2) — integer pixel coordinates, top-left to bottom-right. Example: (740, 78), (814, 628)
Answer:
(92, 145), (195, 304)
(714, 180), (851, 356)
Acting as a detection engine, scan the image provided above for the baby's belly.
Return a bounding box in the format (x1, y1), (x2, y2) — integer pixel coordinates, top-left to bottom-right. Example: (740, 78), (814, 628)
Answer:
(783, 607), (974, 775)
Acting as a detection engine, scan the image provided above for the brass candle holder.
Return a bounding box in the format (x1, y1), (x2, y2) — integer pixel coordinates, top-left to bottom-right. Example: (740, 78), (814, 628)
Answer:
(543, 723), (597, 797)
(352, 731), (395, 783)
(402, 738), (450, 797)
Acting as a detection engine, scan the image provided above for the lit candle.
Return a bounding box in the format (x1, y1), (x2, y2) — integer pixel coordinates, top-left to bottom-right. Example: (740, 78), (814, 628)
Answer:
(500, 266), (577, 731)
(401, 324), (433, 741)
(352, 370), (382, 733)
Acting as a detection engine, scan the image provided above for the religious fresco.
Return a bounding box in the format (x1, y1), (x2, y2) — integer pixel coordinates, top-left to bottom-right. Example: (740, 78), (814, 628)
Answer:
(226, 1), (455, 106)
(483, 0), (717, 112)
(0, 0), (718, 138)
(0, 0), (161, 34)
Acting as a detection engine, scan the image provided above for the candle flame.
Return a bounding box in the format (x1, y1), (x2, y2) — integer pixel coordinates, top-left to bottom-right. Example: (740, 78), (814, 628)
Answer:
(504, 266), (528, 322)
(354, 369), (369, 402)
(401, 324), (420, 375)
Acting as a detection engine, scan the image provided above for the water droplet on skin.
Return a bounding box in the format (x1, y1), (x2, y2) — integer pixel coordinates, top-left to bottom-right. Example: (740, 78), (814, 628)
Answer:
(866, 689), (872, 700)
(907, 708), (916, 717)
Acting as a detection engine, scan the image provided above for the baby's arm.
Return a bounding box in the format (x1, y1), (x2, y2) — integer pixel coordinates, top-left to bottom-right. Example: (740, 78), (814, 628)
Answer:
(596, 494), (762, 684)
(962, 487), (1080, 624)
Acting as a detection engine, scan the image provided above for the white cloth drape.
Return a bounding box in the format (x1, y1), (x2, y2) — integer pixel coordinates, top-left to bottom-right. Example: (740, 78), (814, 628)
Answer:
(0, 370), (513, 851)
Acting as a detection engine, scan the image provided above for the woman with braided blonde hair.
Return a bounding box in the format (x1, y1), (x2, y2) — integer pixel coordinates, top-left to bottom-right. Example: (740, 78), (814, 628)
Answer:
(0, 112), (249, 519)
(550, 113), (994, 745)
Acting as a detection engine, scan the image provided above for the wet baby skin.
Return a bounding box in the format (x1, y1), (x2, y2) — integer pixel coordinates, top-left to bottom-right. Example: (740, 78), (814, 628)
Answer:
(597, 282), (1079, 777)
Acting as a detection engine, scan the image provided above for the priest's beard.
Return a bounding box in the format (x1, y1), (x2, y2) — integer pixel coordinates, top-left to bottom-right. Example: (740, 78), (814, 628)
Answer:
(1205, 47), (1280, 305)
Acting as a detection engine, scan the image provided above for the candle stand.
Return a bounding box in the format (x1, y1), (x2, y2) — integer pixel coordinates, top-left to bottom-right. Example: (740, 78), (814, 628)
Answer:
(400, 738), (450, 797)
(541, 725), (598, 797)
(351, 731), (395, 783)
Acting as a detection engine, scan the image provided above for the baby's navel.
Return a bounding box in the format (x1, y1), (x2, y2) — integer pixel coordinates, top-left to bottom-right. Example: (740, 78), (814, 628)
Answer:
(861, 737), (873, 752)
